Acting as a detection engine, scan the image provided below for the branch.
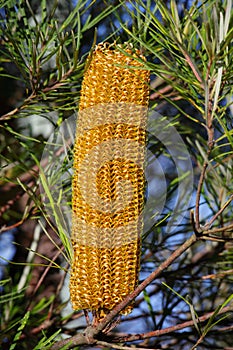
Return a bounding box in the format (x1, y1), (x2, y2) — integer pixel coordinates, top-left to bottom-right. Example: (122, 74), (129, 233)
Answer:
(182, 49), (204, 86)
(199, 221), (233, 242)
(0, 92), (36, 121)
(201, 269), (233, 280)
(114, 305), (233, 343)
(51, 234), (197, 350)
(195, 158), (209, 231)
(204, 194), (233, 230)
(203, 223), (233, 236)
(195, 88), (215, 231)
(0, 68), (75, 121)
(96, 341), (159, 350)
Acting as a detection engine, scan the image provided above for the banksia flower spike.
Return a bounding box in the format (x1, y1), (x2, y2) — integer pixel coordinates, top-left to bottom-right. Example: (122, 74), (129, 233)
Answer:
(69, 42), (150, 320)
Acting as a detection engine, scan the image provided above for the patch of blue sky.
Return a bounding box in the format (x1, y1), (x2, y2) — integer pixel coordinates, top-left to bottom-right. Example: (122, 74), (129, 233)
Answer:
(0, 7), (5, 17)
(0, 229), (17, 284)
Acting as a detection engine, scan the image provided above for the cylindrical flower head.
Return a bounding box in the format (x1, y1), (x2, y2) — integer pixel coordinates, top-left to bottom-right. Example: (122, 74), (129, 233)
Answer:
(69, 43), (150, 319)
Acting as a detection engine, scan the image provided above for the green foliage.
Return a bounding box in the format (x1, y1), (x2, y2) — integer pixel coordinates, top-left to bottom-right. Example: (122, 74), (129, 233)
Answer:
(9, 311), (30, 350)
(0, 0), (116, 117)
(0, 0), (233, 349)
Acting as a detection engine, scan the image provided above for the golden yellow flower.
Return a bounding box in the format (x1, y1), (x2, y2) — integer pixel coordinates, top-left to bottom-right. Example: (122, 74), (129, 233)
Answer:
(69, 43), (149, 320)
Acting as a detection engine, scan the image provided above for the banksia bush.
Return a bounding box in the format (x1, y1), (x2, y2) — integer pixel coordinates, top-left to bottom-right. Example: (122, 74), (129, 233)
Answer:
(69, 43), (150, 319)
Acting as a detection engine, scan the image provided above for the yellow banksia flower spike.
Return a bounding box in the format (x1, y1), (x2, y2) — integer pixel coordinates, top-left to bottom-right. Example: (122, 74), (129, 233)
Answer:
(69, 42), (150, 320)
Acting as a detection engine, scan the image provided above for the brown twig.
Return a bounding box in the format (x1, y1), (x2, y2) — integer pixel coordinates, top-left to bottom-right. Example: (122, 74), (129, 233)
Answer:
(51, 303), (232, 349)
(194, 81), (215, 232)
(0, 134), (71, 193)
(201, 269), (233, 280)
(150, 84), (176, 100)
(0, 134), (73, 234)
(0, 191), (23, 217)
(20, 319), (55, 339)
(50, 234), (197, 350)
(203, 223), (233, 235)
(0, 92), (36, 121)
(200, 222), (233, 242)
(96, 235), (197, 331)
(96, 341), (159, 350)
(204, 194), (233, 230)
(114, 305), (233, 343)
(182, 49), (204, 86)
(26, 247), (63, 312)
(195, 158), (209, 231)
(0, 69), (75, 121)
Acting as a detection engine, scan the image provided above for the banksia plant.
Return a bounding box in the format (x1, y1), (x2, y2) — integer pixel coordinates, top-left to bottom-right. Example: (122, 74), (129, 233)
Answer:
(69, 42), (150, 320)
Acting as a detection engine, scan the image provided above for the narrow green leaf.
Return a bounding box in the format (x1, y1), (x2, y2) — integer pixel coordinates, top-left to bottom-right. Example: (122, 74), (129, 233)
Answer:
(9, 311), (30, 350)
(143, 289), (156, 328)
(202, 294), (233, 335)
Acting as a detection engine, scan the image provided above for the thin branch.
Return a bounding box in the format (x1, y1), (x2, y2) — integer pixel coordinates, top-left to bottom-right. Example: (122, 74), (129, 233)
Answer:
(205, 223), (233, 234)
(0, 92), (36, 121)
(96, 341), (158, 350)
(0, 68), (75, 121)
(0, 191), (23, 218)
(195, 159), (209, 231)
(26, 247), (64, 311)
(51, 234), (197, 350)
(201, 269), (233, 280)
(114, 305), (233, 343)
(20, 319), (55, 339)
(96, 235), (197, 331)
(200, 222), (233, 240)
(182, 50), (204, 86)
(51, 304), (232, 349)
(195, 110), (215, 231)
(204, 194), (233, 229)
